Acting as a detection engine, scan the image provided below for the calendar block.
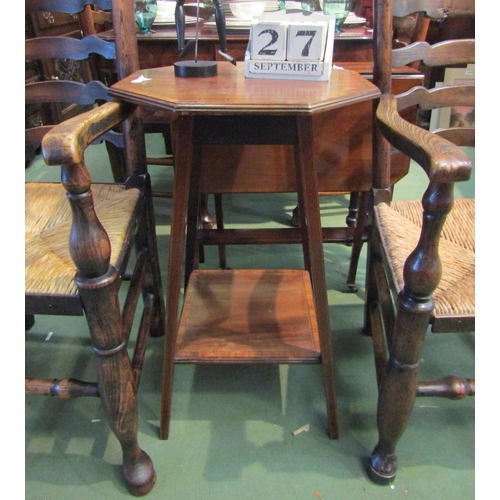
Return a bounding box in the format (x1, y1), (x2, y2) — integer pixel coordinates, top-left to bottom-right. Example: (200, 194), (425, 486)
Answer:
(286, 21), (328, 61)
(250, 21), (288, 61)
(245, 10), (336, 81)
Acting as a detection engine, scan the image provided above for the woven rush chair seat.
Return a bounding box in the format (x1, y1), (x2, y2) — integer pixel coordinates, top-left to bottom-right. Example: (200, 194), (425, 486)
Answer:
(376, 198), (475, 319)
(25, 182), (140, 298)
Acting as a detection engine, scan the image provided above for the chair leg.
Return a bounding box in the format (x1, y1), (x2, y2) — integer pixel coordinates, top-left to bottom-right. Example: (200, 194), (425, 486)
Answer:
(346, 191), (369, 292)
(345, 191), (359, 229)
(368, 289), (433, 484)
(291, 205), (300, 227)
(77, 270), (156, 496)
(198, 194), (213, 265)
(137, 178), (166, 339)
(214, 193), (227, 269)
(199, 194), (213, 229)
(368, 182), (455, 483)
(105, 140), (127, 183)
(197, 194), (227, 269)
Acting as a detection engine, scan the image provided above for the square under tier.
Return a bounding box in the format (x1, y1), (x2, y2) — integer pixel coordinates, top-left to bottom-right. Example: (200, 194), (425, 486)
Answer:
(176, 269), (321, 363)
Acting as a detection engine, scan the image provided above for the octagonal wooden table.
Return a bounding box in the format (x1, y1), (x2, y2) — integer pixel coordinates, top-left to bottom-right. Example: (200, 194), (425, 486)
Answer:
(109, 62), (380, 441)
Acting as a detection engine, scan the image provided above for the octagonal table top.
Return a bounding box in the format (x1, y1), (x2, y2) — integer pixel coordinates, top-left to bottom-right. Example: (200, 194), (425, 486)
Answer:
(109, 62), (380, 116)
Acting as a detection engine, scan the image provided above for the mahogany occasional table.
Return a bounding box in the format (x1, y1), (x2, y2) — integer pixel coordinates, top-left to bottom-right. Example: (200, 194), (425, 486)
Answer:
(109, 63), (380, 440)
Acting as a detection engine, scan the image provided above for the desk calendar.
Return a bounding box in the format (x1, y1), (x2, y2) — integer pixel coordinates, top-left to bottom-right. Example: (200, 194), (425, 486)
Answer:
(244, 9), (336, 81)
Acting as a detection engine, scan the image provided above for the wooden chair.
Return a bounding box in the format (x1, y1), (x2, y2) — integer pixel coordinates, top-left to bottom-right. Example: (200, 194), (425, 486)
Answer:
(25, 0), (130, 182)
(366, 0), (475, 484)
(25, 0), (164, 495)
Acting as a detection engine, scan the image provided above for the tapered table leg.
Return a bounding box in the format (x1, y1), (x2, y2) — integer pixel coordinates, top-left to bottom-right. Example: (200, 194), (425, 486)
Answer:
(294, 114), (339, 439)
(160, 114), (195, 440)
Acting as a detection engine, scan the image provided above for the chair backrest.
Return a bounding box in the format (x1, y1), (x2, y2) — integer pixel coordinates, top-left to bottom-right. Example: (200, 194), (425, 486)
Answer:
(372, 0), (475, 194)
(25, 0), (145, 176)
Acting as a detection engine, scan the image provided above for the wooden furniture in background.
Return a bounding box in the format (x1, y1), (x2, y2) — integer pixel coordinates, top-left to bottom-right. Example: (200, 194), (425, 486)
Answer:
(109, 62), (381, 441)
(98, 21), (375, 67)
(25, 0), (165, 495)
(366, 0), (475, 485)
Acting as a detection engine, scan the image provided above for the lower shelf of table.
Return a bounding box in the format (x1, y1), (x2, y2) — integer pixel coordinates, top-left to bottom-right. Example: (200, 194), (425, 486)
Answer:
(176, 269), (322, 363)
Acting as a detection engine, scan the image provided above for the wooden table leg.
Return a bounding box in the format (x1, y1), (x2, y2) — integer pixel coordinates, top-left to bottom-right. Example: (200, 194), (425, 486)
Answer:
(160, 114), (195, 440)
(294, 114), (339, 439)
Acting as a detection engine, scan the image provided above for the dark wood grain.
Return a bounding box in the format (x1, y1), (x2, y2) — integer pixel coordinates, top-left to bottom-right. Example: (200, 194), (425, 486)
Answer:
(176, 269), (321, 362)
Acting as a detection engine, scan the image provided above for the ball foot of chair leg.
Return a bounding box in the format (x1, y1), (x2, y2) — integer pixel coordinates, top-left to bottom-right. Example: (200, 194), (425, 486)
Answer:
(367, 447), (397, 485)
(123, 449), (156, 496)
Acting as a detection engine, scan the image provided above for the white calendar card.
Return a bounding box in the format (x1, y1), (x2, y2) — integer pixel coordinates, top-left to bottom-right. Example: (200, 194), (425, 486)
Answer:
(245, 10), (336, 81)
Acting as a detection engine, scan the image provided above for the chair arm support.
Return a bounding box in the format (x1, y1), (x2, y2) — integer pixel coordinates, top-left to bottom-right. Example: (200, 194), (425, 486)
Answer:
(40, 100), (137, 277)
(41, 100), (135, 167)
(376, 94), (472, 184)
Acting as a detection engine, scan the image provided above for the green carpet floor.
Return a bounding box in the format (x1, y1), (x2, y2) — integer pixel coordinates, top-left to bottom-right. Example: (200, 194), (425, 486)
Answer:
(25, 135), (475, 499)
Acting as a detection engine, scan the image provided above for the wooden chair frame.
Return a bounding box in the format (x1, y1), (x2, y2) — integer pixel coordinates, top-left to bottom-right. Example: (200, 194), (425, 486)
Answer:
(366, 0), (475, 485)
(25, 1), (165, 495)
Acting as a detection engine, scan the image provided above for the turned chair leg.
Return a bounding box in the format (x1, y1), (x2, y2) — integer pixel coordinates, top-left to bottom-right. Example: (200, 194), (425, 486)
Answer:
(345, 191), (359, 230)
(346, 191), (369, 292)
(77, 271), (156, 496)
(198, 194), (213, 265)
(199, 194), (213, 229)
(105, 140), (127, 183)
(136, 183), (165, 339)
(368, 289), (432, 484)
(214, 193), (227, 269)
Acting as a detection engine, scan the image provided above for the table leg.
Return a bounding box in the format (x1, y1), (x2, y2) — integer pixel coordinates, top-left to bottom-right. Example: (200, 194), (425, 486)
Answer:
(294, 114), (339, 439)
(184, 141), (204, 287)
(160, 114), (195, 440)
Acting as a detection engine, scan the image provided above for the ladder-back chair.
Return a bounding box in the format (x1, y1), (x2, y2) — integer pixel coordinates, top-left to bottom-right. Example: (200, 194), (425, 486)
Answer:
(366, 0), (475, 484)
(25, 0), (164, 494)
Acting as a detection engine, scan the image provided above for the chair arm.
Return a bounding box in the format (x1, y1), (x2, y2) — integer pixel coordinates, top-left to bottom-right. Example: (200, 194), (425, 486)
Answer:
(40, 100), (137, 278)
(376, 94), (472, 184)
(42, 100), (135, 167)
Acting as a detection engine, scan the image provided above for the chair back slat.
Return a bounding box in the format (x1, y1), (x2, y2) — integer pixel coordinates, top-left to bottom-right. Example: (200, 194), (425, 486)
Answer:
(26, 35), (116, 61)
(26, 125), (54, 148)
(434, 127), (474, 147)
(396, 84), (475, 112)
(26, 80), (111, 105)
(392, 39), (475, 68)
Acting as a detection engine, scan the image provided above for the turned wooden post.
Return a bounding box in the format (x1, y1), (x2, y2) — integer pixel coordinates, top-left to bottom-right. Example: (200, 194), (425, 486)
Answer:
(62, 157), (155, 495)
(369, 182), (454, 483)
